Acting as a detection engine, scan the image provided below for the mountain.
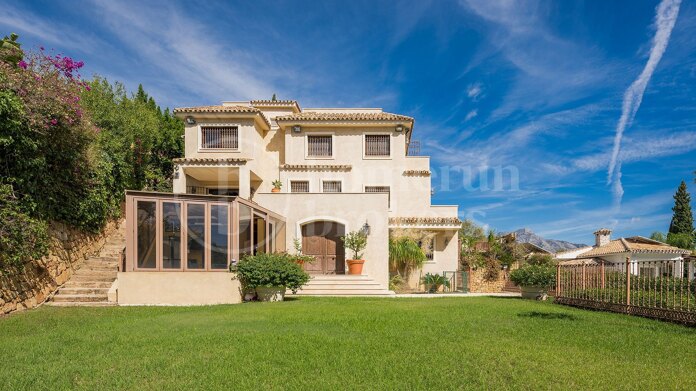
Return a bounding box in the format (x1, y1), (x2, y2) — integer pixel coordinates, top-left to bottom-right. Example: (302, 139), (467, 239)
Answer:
(509, 228), (587, 253)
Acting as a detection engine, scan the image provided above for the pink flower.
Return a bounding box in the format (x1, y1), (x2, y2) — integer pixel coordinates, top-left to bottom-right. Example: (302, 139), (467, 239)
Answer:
(50, 119), (58, 126)
(17, 60), (28, 69)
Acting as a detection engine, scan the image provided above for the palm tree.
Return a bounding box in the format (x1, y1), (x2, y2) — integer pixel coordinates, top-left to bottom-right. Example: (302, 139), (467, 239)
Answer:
(389, 237), (427, 279)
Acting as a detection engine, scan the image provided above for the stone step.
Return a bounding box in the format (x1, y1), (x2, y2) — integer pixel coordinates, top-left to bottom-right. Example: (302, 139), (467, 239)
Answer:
(52, 294), (108, 303)
(300, 286), (384, 291)
(307, 275), (371, 281)
(291, 289), (394, 296)
(305, 279), (381, 286)
(63, 281), (113, 288)
(69, 274), (117, 282)
(72, 272), (117, 280)
(57, 287), (109, 295)
(46, 301), (116, 307)
(78, 265), (118, 272)
(82, 260), (118, 267)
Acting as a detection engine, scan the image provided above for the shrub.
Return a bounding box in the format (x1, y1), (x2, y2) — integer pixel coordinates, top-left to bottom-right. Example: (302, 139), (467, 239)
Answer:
(232, 253), (310, 293)
(510, 265), (556, 288)
(422, 273), (450, 293)
(527, 254), (555, 266)
(0, 184), (49, 270)
(389, 237), (426, 279)
(341, 230), (367, 260)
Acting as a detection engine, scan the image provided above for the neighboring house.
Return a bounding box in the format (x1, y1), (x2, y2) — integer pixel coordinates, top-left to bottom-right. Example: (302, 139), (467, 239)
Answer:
(118, 100), (460, 304)
(557, 228), (693, 278)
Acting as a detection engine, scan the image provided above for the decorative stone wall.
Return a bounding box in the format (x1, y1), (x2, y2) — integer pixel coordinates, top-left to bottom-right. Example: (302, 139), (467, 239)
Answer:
(468, 268), (509, 293)
(0, 220), (119, 315)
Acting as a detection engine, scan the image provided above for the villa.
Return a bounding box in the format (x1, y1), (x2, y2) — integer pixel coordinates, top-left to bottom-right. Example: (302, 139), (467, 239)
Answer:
(117, 99), (460, 304)
(556, 228), (693, 278)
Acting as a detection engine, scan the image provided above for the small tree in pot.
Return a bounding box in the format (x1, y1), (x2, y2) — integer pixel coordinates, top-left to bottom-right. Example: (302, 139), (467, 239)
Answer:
(271, 179), (282, 193)
(341, 230), (368, 275)
(231, 253), (310, 301)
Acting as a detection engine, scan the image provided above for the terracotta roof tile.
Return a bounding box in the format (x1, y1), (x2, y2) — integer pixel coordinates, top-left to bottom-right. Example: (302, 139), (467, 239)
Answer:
(173, 105), (271, 128)
(173, 158), (250, 165)
(276, 112), (414, 122)
(389, 217), (462, 226)
(280, 164), (352, 171)
(578, 236), (689, 257)
(174, 105), (260, 114)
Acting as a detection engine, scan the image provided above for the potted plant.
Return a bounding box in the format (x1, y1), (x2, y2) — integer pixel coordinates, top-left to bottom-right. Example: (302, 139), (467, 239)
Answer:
(421, 273), (450, 293)
(271, 179), (282, 193)
(341, 230), (368, 275)
(231, 253), (310, 301)
(292, 238), (315, 266)
(509, 264), (556, 300)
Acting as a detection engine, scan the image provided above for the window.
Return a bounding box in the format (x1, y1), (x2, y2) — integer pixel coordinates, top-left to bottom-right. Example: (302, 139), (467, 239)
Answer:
(307, 135), (332, 157)
(201, 126), (238, 149)
(365, 185), (390, 207)
(239, 204), (253, 258)
(136, 201), (157, 269)
(291, 181), (310, 193)
(210, 205), (229, 269)
(418, 238), (435, 261)
(162, 202), (182, 269)
(322, 180), (342, 193)
(365, 134), (390, 157)
(186, 204), (206, 269)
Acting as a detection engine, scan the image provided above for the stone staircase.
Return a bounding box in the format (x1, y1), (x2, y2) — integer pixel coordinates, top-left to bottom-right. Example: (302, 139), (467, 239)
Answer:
(290, 275), (395, 297)
(48, 220), (125, 307)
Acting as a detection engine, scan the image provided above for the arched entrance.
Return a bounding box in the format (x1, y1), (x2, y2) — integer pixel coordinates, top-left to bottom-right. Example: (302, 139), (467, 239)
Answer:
(301, 221), (346, 274)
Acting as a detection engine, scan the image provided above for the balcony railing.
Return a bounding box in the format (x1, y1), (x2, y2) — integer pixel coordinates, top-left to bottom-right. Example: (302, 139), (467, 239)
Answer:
(407, 140), (421, 156)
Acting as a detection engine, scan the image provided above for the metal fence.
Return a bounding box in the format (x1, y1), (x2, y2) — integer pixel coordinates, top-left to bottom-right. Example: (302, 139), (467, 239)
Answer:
(443, 270), (469, 293)
(555, 258), (695, 326)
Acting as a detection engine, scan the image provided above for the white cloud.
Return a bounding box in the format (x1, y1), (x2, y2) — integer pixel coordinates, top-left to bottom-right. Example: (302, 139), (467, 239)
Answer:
(464, 110), (478, 121)
(607, 0), (682, 206)
(88, 0), (278, 103)
(467, 83), (483, 100)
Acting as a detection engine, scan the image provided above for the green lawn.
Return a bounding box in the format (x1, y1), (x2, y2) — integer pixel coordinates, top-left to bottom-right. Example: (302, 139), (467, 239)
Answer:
(1, 297), (694, 390)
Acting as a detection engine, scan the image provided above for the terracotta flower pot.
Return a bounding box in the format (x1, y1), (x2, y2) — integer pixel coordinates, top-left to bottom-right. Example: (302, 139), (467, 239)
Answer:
(346, 259), (365, 275)
(271, 188), (281, 193)
(294, 259), (305, 266)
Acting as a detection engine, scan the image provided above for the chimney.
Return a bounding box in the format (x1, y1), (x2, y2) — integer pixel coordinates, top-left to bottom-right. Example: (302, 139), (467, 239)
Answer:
(593, 228), (612, 247)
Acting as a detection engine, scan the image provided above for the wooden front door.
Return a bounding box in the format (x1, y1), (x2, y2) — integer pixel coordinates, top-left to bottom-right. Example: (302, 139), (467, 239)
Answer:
(301, 222), (345, 274)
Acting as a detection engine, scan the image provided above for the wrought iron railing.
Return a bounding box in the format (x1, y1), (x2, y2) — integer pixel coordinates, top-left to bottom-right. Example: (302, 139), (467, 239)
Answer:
(186, 186), (207, 195)
(442, 270), (469, 293)
(556, 258), (695, 326)
(407, 140), (421, 156)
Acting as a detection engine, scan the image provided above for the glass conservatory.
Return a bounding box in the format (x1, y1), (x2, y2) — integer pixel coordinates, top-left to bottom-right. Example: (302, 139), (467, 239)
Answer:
(123, 191), (286, 272)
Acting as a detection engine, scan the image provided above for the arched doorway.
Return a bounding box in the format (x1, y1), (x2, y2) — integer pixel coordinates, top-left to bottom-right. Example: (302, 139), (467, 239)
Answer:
(301, 221), (346, 274)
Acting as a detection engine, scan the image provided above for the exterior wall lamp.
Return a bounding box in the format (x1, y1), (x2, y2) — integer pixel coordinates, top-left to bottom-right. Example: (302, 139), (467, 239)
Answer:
(395, 124), (404, 132)
(185, 116), (196, 125)
(361, 220), (371, 236)
(292, 125), (302, 133)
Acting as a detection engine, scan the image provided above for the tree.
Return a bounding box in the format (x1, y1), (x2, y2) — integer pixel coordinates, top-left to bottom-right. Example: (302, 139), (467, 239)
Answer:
(649, 231), (667, 243)
(669, 181), (694, 236)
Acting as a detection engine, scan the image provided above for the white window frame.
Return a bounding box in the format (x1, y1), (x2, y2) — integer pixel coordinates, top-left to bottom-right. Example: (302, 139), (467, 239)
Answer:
(198, 123), (242, 153)
(289, 179), (311, 193)
(321, 179), (343, 193)
(362, 133), (392, 159)
(364, 185), (391, 211)
(305, 132), (335, 160)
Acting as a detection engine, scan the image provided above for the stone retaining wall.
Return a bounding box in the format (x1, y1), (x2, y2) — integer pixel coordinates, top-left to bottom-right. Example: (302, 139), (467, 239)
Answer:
(0, 220), (119, 315)
(468, 268), (509, 293)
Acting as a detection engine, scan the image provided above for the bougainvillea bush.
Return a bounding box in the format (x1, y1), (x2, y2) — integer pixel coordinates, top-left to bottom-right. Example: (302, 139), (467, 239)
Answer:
(0, 34), (183, 270)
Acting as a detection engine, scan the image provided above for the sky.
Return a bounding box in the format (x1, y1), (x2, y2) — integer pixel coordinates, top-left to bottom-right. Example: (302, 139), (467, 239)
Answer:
(2, 0), (695, 244)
